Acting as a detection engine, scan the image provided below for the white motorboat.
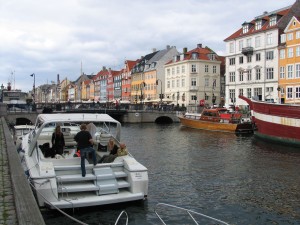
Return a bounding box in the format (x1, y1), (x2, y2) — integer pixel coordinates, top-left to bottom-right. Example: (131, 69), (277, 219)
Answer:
(19, 113), (148, 209)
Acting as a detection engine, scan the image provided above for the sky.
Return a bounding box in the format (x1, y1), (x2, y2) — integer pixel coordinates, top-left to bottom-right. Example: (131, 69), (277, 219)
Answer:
(0, 0), (296, 92)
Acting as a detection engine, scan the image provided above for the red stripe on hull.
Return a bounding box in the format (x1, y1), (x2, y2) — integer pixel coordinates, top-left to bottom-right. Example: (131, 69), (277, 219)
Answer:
(255, 118), (300, 143)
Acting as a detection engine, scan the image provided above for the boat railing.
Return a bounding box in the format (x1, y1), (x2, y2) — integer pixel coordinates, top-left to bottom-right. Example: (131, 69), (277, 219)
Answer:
(114, 210), (129, 225)
(154, 203), (230, 225)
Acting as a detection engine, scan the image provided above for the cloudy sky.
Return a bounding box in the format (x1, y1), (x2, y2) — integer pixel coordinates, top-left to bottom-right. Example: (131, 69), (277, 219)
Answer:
(0, 0), (296, 91)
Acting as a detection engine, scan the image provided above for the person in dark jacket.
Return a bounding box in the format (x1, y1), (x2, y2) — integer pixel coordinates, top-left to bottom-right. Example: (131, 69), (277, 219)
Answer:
(51, 125), (65, 155)
(74, 123), (97, 177)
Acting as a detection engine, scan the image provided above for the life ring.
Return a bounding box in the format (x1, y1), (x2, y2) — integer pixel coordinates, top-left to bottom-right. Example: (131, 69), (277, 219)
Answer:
(135, 113), (139, 117)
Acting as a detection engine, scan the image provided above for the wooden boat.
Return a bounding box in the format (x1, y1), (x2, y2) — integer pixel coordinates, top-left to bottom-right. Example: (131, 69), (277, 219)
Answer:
(239, 95), (300, 146)
(19, 113), (148, 209)
(178, 107), (253, 133)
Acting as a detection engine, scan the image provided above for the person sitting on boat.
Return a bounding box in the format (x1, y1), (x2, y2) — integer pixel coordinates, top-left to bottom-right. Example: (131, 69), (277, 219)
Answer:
(98, 138), (119, 163)
(51, 125), (65, 155)
(117, 143), (128, 156)
(74, 123), (97, 177)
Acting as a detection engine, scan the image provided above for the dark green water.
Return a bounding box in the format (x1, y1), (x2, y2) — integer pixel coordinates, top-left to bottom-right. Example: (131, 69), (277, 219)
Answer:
(42, 123), (300, 225)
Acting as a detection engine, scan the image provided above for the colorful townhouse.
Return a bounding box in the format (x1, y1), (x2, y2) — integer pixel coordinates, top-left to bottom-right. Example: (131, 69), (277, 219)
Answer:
(121, 60), (138, 103)
(224, 0), (300, 107)
(279, 16), (300, 104)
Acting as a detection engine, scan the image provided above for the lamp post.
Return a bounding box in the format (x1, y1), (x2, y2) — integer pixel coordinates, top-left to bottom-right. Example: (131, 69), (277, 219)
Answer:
(177, 91), (179, 106)
(156, 79), (162, 103)
(30, 73), (35, 103)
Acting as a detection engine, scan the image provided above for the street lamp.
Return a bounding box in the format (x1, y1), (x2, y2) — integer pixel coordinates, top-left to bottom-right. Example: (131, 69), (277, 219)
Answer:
(156, 79), (162, 103)
(30, 73), (35, 103)
(177, 91), (179, 105)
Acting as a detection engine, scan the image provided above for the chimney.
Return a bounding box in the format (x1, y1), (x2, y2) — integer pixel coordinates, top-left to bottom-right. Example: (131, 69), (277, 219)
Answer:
(183, 47), (188, 53)
(152, 48), (157, 52)
(166, 45), (170, 49)
(197, 43), (202, 48)
(102, 66), (106, 71)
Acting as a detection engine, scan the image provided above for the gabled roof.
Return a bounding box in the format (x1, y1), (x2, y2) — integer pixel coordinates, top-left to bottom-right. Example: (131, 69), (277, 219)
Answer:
(131, 51), (159, 74)
(224, 6), (291, 42)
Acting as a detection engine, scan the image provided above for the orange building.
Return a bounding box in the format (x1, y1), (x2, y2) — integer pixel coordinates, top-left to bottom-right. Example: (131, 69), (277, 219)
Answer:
(279, 16), (300, 104)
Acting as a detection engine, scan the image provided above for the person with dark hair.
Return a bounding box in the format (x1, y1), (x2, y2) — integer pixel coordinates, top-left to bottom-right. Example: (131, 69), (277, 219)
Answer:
(51, 125), (65, 155)
(74, 123), (97, 177)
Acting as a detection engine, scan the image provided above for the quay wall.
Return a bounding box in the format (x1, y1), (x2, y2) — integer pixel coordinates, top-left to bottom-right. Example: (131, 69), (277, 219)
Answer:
(0, 117), (45, 225)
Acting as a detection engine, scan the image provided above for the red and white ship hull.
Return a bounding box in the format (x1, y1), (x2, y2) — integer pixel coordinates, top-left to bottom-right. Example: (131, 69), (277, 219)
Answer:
(239, 95), (300, 146)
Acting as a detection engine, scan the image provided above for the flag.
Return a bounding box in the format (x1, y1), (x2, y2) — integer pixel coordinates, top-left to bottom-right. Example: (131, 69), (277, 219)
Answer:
(30, 73), (34, 77)
(213, 79), (216, 90)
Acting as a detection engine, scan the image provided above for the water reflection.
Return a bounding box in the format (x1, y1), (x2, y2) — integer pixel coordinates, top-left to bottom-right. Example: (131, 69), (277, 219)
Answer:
(42, 123), (300, 225)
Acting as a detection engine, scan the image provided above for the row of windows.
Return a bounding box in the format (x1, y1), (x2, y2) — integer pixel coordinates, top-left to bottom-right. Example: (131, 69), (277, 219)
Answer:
(281, 30), (300, 43)
(279, 46), (300, 59)
(229, 33), (274, 53)
(229, 52), (273, 65)
(229, 67), (274, 82)
(167, 64), (218, 75)
(279, 64), (300, 79)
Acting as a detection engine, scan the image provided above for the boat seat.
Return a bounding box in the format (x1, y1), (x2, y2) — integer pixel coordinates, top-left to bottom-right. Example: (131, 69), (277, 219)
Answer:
(95, 133), (112, 146)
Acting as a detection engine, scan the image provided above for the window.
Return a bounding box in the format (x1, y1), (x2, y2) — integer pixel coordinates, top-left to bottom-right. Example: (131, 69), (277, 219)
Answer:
(281, 34), (286, 43)
(191, 95), (197, 100)
(266, 87), (273, 92)
(167, 81), (170, 88)
(255, 20), (262, 30)
(256, 68), (261, 80)
(247, 70), (252, 81)
(239, 56), (244, 64)
(172, 68), (175, 75)
(191, 64), (197, 73)
(255, 36), (261, 47)
(247, 88), (252, 98)
(181, 65), (185, 73)
(181, 78), (185, 87)
(254, 87), (262, 100)
(256, 53), (261, 61)
(176, 66), (180, 74)
(287, 87), (293, 99)
(239, 40), (243, 51)
(280, 66), (285, 79)
(205, 78), (209, 87)
(296, 31), (300, 39)
(296, 87), (300, 98)
(239, 71), (244, 82)
(266, 51), (274, 60)
(239, 89), (243, 96)
(213, 65), (216, 73)
(287, 33), (293, 41)
(229, 43), (234, 53)
(288, 48), (293, 58)
(246, 38), (252, 47)
(280, 49), (285, 59)
(266, 68), (274, 79)
(229, 89), (236, 102)
(287, 65), (294, 79)
(296, 46), (300, 57)
(296, 64), (300, 78)
(229, 58), (235, 65)
(172, 80), (175, 88)
(269, 16), (277, 26)
(267, 33), (273, 45)
(229, 72), (235, 82)
(205, 65), (209, 72)
(167, 69), (170, 76)
(247, 55), (252, 63)
(243, 25), (248, 33)
(191, 78), (196, 86)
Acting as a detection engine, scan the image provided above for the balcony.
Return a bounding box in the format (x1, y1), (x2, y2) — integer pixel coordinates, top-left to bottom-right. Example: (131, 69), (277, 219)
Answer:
(189, 86), (198, 91)
(242, 47), (254, 56)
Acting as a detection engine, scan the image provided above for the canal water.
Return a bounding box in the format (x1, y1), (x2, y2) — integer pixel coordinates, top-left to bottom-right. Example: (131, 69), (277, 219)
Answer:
(42, 123), (300, 225)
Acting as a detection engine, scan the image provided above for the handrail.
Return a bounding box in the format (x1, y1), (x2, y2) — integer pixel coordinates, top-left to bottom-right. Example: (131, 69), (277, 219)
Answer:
(114, 210), (128, 225)
(154, 203), (230, 225)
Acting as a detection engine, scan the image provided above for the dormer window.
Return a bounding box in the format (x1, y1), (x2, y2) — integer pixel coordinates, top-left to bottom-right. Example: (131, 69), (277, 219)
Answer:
(191, 52), (198, 60)
(243, 25), (249, 34)
(208, 53), (216, 60)
(255, 20), (262, 30)
(151, 62), (156, 68)
(269, 16), (277, 26)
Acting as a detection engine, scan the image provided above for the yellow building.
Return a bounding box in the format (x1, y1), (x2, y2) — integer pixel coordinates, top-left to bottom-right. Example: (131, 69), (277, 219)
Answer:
(279, 16), (300, 104)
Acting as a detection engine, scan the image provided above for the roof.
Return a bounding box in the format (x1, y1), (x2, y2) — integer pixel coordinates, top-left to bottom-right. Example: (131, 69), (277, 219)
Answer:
(224, 6), (291, 41)
(36, 113), (120, 125)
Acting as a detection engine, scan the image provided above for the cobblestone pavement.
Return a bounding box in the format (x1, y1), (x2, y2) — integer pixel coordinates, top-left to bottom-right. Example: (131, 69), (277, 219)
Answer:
(0, 121), (18, 225)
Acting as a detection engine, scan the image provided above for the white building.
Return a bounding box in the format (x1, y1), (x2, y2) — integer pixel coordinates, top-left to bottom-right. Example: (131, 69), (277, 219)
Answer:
(224, 5), (294, 107)
(165, 44), (225, 107)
